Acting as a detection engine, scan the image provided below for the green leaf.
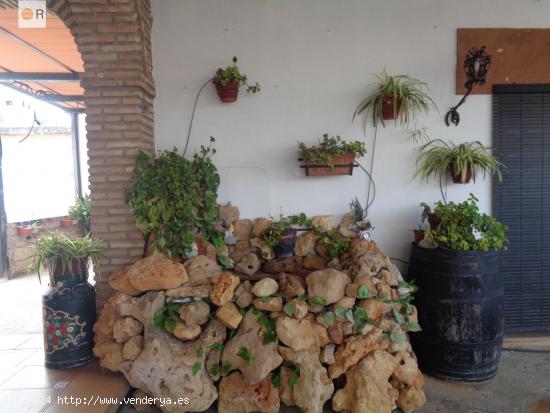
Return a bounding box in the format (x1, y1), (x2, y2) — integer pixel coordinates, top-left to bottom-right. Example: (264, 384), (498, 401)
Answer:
(261, 296), (274, 303)
(192, 362), (202, 376)
(357, 283), (369, 298)
(311, 296), (326, 306)
(290, 374), (298, 386)
(354, 307), (368, 321)
(207, 342), (224, 352)
(407, 321), (422, 332)
(334, 306), (347, 320)
(197, 348), (205, 357)
(283, 302), (296, 317)
(271, 371), (281, 389)
(153, 308), (166, 329)
(166, 318), (176, 333)
(237, 347), (255, 365)
(208, 364), (220, 376)
(323, 311), (335, 326)
(392, 308), (405, 325)
(223, 362), (232, 375)
(345, 308), (355, 323)
(390, 331), (406, 344)
(263, 330), (277, 345)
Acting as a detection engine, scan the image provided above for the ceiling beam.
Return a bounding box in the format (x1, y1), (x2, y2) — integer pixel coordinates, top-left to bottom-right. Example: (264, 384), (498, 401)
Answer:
(0, 72), (81, 82)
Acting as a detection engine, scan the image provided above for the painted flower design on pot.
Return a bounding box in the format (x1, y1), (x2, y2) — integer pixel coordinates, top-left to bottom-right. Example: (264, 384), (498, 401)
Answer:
(43, 306), (87, 354)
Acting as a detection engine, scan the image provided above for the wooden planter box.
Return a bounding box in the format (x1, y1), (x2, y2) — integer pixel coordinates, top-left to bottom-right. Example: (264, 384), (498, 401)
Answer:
(300, 153), (357, 176)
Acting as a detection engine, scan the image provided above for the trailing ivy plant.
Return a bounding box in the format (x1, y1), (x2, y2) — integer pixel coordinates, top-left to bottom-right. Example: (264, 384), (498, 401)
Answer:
(126, 138), (221, 260)
(298, 134), (366, 168)
(421, 194), (508, 251)
(213, 57), (260, 93)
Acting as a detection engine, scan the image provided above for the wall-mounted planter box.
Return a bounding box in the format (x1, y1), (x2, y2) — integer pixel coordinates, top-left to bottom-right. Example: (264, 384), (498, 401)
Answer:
(300, 153), (357, 176)
(17, 226), (33, 238)
(61, 217), (77, 228)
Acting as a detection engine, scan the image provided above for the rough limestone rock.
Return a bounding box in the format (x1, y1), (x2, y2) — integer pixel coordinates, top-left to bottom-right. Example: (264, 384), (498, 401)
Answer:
(306, 269), (351, 305)
(165, 285), (210, 298)
(279, 273), (305, 299)
(222, 310), (283, 384)
(127, 253), (188, 291)
(216, 302), (243, 330)
(230, 240), (253, 263)
(332, 350), (399, 413)
(234, 219), (253, 241)
(93, 340), (124, 371)
(184, 255), (221, 286)
(253, 218), (271, 237)
(122, 335), (143, 361)
(338, 212), (358, 238)
(347, 239), (393, 278)
(178, 301), (210, 326)
(329, 328), (388, 379)
(315, 241), (331, 259)
(359, 298), (393, 321)
(119, 292), (225, 413)
(287, 299), (308, 319)
(113, 316), (143, 343)
(210, 272), (240, 306)
(275, 316), (327, 352)
(205, 325), (227, 382)
(303, 255), (327, 271)
(170, 321), (201, 341)
(320, 344), (336, 365)
(108, 267), (141, 296)
(218, 372), (280, 413)
(346, 275), (376, 298)
(327, 321), (354, 345)
(334, 296), (355, 310)
(311, 215), (335, 231)
(393, 351), (423, 388)
(262, 256), (302, 274)
(278, 346), (334, 413)
(219, 202), (239, 226)
(234, 281), (254, 308)
(235, 253), (261, 276)
(396, 387), (427, 413)
(279, 366), (295, 406)
(253, 296), (283, 312)
(294, 230), (318, 256)
(251, 278), (279, 297)
(251, 237), (275, 260)
(93, 294), (121, 344)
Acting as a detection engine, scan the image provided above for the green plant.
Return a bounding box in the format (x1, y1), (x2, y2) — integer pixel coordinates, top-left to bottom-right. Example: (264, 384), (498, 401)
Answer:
(349, 197), (367, 223)
(421, 194), (508, 251)
(415, 139), (503, 183)
(353, 71), (436, 127)
(68, 194), (91, 234)
(298, 134), (366, 168)
(125, 138), (221, 260)
(33, 233), (106, 283)
(262, 213), (311, 247)
(213, 57), (260, 93)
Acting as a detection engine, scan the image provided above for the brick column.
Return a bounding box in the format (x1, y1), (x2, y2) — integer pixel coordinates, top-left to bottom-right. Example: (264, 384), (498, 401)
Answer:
(49, 0), (156, 308)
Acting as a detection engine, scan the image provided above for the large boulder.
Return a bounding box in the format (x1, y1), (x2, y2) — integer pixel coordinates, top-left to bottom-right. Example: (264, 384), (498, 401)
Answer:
(294, 231), (318, 256)
(218, 372), (280, 413)
(222, 310), (282, 384)
(306, 269), (351, 305)
(118, 292), (225, 413)
(275, 316), (327, 352)
(184, 255), (221, 286)
(127, 252), (188, 291)
(278, 346), (334, 413)
(332, 350), (399, 413)
(108, 267), (141, 296)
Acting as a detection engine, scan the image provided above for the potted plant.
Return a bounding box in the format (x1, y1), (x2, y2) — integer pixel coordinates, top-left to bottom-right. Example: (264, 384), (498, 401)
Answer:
(61, 216), (77, 228)
(415, 139), (503, 184)
(413, 226), (425, 245)
(298, 134), (366, 176)
(213, 57), (260, 103)
(353, 71), (436, 127)
(34, 233), (105, 369)
(68, 194), (91, 234)
(17, 220), (40, 237)
(408, 195), (508, 381)
(262, 213), (311, 257)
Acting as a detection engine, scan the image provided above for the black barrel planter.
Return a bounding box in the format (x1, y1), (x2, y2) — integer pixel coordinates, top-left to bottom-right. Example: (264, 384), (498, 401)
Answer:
(273, 228), (297, 257)
(42, 258), (96, 369)
(408, 243), (504, 382)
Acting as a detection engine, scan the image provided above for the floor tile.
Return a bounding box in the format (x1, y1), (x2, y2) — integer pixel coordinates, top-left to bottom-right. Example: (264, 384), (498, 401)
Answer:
(0, 334), (34, 350)
(0, 388), (61, 413)
(0, 364), (83, 390)
(17, 334), (45, 350)
(0, 349), (37, 369)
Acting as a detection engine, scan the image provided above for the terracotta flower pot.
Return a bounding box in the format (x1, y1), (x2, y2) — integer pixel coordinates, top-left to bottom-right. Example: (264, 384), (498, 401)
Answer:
(17, 226), (32, 238)
(449, 163), (473, 184)
(381, 95), (402, 120)
(303, 153), (356, 177)
(413, 229), (425, 245)
(47, 256), (88, 279)
(214, 81), (240, 103)
(62, 218), (77, 228)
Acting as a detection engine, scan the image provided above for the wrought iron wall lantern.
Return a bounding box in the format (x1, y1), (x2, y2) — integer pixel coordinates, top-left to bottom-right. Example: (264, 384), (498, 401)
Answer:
(445, 46), (491, 126)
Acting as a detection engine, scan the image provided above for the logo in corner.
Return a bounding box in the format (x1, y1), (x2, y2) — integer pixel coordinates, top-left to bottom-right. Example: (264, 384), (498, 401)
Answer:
(18, 0), (46, 28)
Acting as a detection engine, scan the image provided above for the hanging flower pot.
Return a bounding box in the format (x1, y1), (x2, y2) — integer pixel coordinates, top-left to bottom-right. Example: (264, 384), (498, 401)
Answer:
(449, 163), (473, 184)
(381, 95), (402, 120)
(303, 152), (357, 176)
(214, 81), (240, 103)
(62, 217), (77, 228)
(17, 225), (33, 238)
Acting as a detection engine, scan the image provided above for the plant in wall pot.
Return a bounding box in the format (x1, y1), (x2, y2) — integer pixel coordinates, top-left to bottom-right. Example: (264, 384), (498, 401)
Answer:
(68, 194), (91, 234)
(34, 233), (105, 369)
(213, 57), (260, 103)
(415, 139), (502, 184)
(17, 220), (40, 238)
(353, 71), (436, 127)
(298, 134), (366, 176)
(262, 213), (311, 257)
(408, 194), (508, 382)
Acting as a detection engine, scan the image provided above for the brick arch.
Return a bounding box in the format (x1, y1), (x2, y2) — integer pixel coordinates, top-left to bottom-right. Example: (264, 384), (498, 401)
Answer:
(46, 0), (155, 308)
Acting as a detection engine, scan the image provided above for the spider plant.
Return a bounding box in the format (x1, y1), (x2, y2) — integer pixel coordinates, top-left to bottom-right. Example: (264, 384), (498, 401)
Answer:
(353, 72), (437, 128)
(415, 139), (503, 184)
(34, 233), (106, 283)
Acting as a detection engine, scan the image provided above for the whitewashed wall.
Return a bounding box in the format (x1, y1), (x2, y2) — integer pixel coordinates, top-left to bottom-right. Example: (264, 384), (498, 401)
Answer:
(151, 0), (550, 263)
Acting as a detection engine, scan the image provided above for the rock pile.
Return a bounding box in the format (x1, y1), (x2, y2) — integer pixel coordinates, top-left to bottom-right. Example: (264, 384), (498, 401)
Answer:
(93, 205), (426, 413)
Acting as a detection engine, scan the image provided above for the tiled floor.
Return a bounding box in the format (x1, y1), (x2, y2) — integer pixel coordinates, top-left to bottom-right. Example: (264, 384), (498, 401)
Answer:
(0, 275), (128, 413)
